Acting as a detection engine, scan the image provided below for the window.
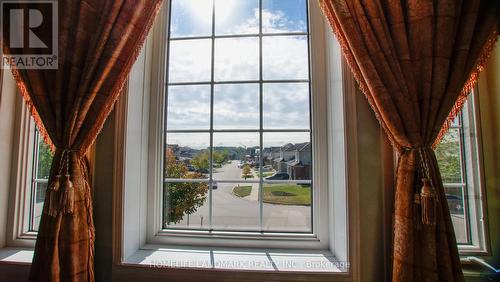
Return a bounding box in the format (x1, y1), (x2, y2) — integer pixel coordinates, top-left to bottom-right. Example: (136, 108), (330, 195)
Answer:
(122, 0), (345, 270)
(29, 130), (53, 231)
(8, 97), (54, 246)
(436, 93), (488, 253)
(163, 0), (313, 233)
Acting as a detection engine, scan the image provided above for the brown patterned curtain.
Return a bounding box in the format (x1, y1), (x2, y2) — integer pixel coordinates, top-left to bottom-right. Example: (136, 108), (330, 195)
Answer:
(319, 0), (500, 281)
(2, 0), (163, 281)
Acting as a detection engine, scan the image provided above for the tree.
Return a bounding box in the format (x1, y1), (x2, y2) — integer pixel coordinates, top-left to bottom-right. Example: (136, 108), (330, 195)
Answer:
(191, 150), (209, 172)
(213, 149), (229, 165)
(164, 148), (208, 224)
(242, 164), (251, 179)
(435, 130), (461, 183)
(37, 140), (53, 179)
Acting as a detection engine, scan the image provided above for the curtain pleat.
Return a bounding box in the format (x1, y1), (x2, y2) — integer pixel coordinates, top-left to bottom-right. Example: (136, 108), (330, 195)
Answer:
(2, 1), (163, 281)
(319, 0), (500, 281)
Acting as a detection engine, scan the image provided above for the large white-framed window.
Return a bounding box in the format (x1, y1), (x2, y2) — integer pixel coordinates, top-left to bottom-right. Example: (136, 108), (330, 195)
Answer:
(119, 0), (351, 272)
(435, 91), (489, 254)
(141, 0), (334, 251)
(163, 0), (314, 234)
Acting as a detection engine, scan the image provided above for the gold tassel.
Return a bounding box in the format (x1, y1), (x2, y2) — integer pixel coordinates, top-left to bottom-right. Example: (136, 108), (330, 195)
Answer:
(47, 175), (61, 217)
(60, 174), (75, 214)
(420, 178), (436, 225)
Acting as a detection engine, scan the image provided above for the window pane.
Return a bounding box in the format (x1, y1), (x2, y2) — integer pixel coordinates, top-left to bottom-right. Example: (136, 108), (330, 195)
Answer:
(262, 0), (307, 33)
(31, 182), (47, 231)
(167, 85), (211, 130)
(212, 182), (260, 231)
(435, 128), (463, 183)
(165, 133), (210, 178)
(168, 39), (212, 83)
(163, 181), (210, 230)
(31, 131), (53, 231)
(263, 132), (312, 181)
(215, 37), (259, 81)
(214, 84), (259, 129)
(262, 182), (312, 232)
(450, 116), (461, 127)
(445, 186), (468, 244)
(215, 0), (259, 36)
(263, 36), (309, 80)
(35, 136), (52, 179)
(213, 132), (259, 181)
(263, 83), (310, 129)
(170, 0), (213, 38)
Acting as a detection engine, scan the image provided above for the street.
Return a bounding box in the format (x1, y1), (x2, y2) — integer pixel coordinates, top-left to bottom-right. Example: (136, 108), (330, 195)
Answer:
(168, 161), (311, 232)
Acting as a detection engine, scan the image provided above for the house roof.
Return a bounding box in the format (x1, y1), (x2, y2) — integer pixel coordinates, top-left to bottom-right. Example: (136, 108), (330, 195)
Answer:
(296, 142), (311, 152)
(281, 143), (296, 151)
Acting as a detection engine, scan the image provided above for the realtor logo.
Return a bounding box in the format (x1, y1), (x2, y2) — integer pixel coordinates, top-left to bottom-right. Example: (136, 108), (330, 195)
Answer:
(1, 0), (58, 69)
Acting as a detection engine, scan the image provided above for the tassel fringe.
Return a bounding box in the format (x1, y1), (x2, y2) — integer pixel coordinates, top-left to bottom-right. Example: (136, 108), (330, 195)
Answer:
(420, 178), (437, 225)
(318, 0), (403, 152)
(59, 175), (75, 214)
(78, 0), (164, 155)
(47, 175), (61, 217)
(433, 30), (500, 148)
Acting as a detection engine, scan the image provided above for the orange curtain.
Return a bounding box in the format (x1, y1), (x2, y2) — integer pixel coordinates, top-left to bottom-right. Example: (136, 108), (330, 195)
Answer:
(2, 0), (163, 281)
(319, 0), (500, 281)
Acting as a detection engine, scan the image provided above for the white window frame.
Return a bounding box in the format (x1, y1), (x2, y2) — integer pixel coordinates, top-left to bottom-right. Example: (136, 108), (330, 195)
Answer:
(6, 96), (39, 247)
(118, 0), (355, 271)
(449, 91), (490, 255)
(147, 0), (329, 249)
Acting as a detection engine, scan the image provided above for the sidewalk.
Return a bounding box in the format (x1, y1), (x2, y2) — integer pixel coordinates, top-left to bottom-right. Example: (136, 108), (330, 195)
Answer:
(247, 169), (260, 201)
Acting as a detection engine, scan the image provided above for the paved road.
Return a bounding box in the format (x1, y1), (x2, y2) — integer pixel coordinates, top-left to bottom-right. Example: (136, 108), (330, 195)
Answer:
(168, 161), (311, 232)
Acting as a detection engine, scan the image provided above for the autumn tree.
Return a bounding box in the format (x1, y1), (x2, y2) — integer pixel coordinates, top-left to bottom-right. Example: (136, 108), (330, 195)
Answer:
(191, 150), (209, 172)
(242, 164), (251, 179)
(213, 149), (230, 165)
(165, 148), (208, 224)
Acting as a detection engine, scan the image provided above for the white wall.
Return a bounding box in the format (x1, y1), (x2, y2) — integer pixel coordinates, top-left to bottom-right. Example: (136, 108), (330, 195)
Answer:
(0, 70), (18, 248)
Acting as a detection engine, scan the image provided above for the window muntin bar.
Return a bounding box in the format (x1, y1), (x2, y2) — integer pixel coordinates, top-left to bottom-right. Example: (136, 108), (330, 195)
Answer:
(163, 0), (313, 233)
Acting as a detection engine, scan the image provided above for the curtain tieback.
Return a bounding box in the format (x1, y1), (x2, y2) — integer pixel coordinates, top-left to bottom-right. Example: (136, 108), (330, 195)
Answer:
(402, 146), (438, 226)
(47, 148), (78, 217)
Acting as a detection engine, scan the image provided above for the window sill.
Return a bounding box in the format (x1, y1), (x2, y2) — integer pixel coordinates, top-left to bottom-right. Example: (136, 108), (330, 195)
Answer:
(0, 247), (33, 264)
(123, 245), (347, 273)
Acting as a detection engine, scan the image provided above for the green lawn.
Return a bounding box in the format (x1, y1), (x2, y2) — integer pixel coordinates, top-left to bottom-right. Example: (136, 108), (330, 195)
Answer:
(256, 171), (275, 177)
(233, 185), (252, 197)
(263, 184), (311, 206)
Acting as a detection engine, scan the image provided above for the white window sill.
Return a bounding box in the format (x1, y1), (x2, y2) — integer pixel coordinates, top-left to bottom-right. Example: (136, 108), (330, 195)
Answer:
(0, 248), (34, 264)
(124, 245), (346, 273)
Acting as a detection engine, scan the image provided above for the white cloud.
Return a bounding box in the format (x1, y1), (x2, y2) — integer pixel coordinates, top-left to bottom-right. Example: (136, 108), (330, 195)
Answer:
(214, 84), (260, 129)
(169, 39), (212, 83)
(215, 37), (259, 81)
(167, 85), (211, 130)
(166, 6), (310, 147)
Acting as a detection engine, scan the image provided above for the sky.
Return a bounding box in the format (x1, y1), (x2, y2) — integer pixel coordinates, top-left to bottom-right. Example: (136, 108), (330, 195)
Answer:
(166, 0), (310, 149)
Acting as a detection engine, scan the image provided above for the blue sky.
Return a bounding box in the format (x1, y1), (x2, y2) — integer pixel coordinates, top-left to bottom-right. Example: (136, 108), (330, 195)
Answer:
(166, 0), (310, 149)
(170, 0), (307, 37)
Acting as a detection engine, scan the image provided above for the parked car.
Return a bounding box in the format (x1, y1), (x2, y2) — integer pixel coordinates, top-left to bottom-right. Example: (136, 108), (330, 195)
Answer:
(265, 172), (290, 180)
(186, 165), (196, 172)
(211, 182), (218, 190)
(196, 168), (209, 174)
(446, 194), (463, 214)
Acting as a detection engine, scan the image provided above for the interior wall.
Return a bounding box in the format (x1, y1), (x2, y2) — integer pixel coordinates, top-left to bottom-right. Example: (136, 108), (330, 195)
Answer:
(470, 44), (500, 277)
(355, 91), (387, 282)
(0, 70), (18, 248)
